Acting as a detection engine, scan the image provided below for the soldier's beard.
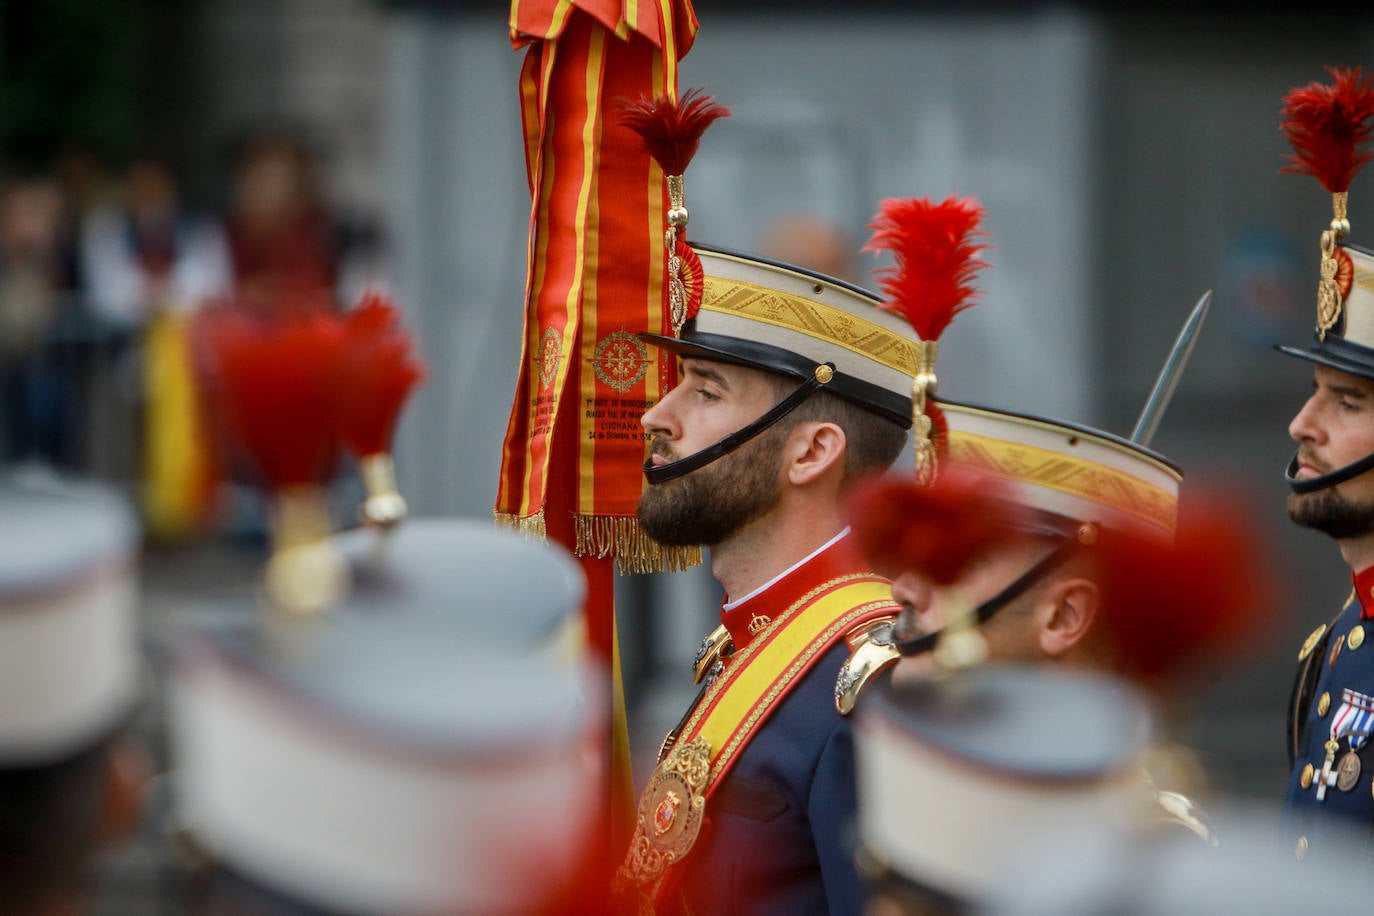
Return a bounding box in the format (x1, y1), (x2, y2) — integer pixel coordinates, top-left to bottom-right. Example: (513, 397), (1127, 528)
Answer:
(1288, 487), (1374, 540)
(637, 427), (785, 547)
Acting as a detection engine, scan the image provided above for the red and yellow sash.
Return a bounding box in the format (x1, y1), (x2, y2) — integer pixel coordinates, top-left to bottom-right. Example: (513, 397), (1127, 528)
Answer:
(617, 574), (897, 911)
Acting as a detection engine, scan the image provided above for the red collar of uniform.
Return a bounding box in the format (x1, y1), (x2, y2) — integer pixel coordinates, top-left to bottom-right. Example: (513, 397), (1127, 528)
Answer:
(719, 529), (874, 651)
(1354, 565), (1374, 620)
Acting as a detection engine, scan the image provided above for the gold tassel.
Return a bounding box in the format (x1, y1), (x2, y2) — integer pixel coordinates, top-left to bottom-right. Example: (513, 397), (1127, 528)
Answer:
(493, 508), (548, 540)
(574, 514), (702, 574)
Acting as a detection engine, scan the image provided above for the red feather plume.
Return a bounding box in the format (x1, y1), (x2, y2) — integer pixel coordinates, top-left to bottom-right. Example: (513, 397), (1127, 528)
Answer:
(198, 309), (344, 491)
(862, 196), (989, 341)
(1280, 66), (1374, 193)
(1091, 489), (1275, 686)
(335, 290), (427, 458)
(618, 87), (731, 176)
(847, 468), (1027, 585)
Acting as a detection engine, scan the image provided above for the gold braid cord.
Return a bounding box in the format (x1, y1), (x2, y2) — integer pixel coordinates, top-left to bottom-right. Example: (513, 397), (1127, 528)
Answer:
(911, 340), (939, 485)
(667, 227), (687, 336)
(665, 174), (688, 335)
(1318, 191), (1351, 340)
(574, 515), (703, 573)
(615, 736), (712, 915)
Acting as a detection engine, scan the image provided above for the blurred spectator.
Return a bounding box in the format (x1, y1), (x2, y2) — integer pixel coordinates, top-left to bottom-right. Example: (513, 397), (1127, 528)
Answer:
(0, 175), (70, 465)
(81, 156), (231, 326)
(225, 133), (339, 316)
(756, 213), (859, 283)
(80, 156), (229, 539)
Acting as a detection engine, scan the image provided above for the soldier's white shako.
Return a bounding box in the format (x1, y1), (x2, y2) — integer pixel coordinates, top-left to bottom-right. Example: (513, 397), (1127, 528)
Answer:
(639, 244), (921, 484)
(169, 520), (600, 916)
(854, 665), (1153, 908)
(0, 474), (139, 765)
(643, 245), (920, 425)
(942, 400), (1183, 542)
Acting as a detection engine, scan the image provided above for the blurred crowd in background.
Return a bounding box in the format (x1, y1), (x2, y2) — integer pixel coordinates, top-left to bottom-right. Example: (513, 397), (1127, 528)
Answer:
(0, 133), (384, 537)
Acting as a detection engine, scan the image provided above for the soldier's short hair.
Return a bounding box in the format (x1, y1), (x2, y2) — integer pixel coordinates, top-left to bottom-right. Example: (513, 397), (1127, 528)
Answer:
(766, 374), (909, 480)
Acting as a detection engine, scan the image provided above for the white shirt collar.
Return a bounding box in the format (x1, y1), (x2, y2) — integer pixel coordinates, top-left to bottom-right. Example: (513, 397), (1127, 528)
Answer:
(721, 526), (852, 611)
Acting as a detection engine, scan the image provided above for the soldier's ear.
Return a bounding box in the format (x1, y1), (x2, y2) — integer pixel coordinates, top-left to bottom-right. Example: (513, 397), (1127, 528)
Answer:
(785, 421), (846, 487)
(1037, 577), (1099, 657)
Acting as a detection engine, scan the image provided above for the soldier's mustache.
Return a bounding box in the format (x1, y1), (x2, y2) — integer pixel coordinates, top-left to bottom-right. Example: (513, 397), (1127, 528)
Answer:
(1297, 448), (1329, 474)
(649, 439), (679, 462)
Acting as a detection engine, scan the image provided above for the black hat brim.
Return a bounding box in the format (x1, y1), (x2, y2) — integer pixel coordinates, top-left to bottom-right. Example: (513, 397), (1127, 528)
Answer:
(1277, 343), (1374, 383)
(639, 329), (913, 427)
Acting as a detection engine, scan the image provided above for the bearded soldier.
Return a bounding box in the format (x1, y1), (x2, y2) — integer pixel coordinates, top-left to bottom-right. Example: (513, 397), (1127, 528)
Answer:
(1275, 67), (1374, 860)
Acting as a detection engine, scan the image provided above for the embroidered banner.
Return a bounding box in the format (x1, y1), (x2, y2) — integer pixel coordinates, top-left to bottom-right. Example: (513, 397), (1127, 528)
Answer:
(497, 0), (702, 575)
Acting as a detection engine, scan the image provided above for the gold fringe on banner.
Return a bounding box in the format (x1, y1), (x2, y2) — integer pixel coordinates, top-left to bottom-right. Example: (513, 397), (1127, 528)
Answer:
(493, 509), (548, 540)
(575, 514), (703, 574)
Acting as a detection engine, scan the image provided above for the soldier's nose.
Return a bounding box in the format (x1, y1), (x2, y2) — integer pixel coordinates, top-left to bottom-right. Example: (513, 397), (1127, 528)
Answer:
(1288, 396), (1323, 445)
(890, 572), (931, 613)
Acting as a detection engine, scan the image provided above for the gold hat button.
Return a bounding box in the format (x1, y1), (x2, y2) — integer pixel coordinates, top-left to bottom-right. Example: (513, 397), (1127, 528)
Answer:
(1296, 835), (1309, 860)
(1319, 692), (1332, 716)
(1301, 763), (1315, 788)
(1350, 625), (1366, 651)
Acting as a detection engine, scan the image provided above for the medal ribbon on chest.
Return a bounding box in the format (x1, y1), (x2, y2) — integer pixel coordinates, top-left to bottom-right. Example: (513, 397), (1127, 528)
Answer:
(1317, 687), (1374, 799)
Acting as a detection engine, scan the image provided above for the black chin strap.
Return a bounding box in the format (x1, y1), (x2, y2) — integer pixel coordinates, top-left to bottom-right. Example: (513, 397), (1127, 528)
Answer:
(893, 536), (1083, 658)
(1286, 451), (1374, 495)
(642, 369), (830, 485)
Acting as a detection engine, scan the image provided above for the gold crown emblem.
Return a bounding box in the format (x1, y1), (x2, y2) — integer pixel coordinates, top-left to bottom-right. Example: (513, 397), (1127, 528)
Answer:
(748, 614), (772, 636)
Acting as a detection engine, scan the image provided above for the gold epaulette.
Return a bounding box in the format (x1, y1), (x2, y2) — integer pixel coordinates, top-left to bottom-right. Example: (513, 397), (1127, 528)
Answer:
(1153, 789), (1218, 846)
(692, 625), (732, 685)
(834, 616), (900, 715)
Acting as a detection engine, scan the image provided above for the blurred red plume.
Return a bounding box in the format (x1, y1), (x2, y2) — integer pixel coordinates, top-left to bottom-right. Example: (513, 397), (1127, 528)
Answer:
(335, 290), (427, 458)
(618, 87), (731, 176)
(862, 196), (989, 341)
(198, 309), (343, 490)
(1280, 66), (1374, 193)
(847, 467), (1025, 585)
(1092, 489), (1274, 685)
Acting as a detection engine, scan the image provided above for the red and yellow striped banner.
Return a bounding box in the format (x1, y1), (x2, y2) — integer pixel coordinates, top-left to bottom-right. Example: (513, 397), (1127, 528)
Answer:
(497, 0), (701, 868)
(497, 0), (702, 575)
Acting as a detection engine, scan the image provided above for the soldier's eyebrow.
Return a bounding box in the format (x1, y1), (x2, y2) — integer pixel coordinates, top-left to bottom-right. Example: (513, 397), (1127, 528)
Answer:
(1330, 383), (1370, 400)
(686, 364), (731, 390)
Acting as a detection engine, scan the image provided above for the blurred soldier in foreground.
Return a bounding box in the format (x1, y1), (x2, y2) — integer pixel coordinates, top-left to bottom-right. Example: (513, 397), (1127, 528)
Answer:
(983, 804), (1370, 916)
(856, 664), (1157, 914)
(167, 521), (606, 915)
(170, 302), (608, 914)
(0, 473), (148, 914)
(834, 195), (1253, 710)
(849, 469), (1268, 913)
(614, 95), (920, 914)
(1275, 66), (1374, 859)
